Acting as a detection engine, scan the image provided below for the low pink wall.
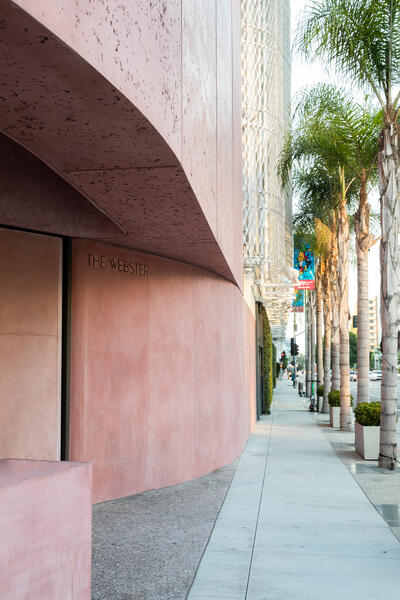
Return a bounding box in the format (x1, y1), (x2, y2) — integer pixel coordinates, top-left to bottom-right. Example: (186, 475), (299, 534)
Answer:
(70, 240), (256, 503)
(0, 459), (92, 599)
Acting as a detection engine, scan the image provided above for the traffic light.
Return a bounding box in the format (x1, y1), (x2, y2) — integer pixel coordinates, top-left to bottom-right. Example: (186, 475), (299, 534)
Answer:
(290, 338), (299, 356)
(280, 351), (286, 361)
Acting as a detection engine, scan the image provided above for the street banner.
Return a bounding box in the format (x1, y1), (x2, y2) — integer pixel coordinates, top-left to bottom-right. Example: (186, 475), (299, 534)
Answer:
(291, 289), (304, 312)
(294, 245), (315, 281)
(295, 280), (315, 290)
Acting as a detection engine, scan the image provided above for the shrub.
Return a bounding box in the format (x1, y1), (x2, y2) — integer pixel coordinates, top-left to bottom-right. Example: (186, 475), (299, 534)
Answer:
(354, 402), (381, 426)
(272, 344), (277, 389)
(263, 310), (273, 414)
(328, 390), (340, 406)
(328, 390), (354, 407)
(317, 385), (324, 397)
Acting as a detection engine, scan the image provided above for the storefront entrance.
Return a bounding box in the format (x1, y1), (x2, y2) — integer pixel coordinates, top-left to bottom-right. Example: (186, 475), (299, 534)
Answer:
(0, 227), (62, 460)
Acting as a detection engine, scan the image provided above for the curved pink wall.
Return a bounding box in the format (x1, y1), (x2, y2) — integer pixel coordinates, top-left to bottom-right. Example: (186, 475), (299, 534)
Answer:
(5, 0), (243, 285)
(70, 240), (255, 503)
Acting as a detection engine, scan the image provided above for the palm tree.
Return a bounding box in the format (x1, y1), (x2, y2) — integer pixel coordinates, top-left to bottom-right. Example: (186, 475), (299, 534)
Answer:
(337, 164), (353, 429)
(295, 85), (381, 408)
(330, 209), (341, 394)
(316, 258), (324, 397)
(296, 0), (400, 469)
(291, 164), (339, 412)
(306, 289), (315, 400)
(316, 219), (334, 413)
(279, 90), (368, 430)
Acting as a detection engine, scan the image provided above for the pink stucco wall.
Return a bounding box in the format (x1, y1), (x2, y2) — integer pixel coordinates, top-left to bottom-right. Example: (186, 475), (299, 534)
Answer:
(70, 240), (255, 503)
(0, 459), (92, 599)
(0, 228), (62, 461)
(3, 0), (243, 285)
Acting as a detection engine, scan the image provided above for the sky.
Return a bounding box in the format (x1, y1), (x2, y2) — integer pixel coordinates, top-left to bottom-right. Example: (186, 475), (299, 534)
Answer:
(288, 0), (381, 352)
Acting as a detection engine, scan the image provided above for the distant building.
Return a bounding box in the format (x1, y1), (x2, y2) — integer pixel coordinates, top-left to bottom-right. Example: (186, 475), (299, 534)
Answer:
(242, 0), (294, 338)
(241, 0), (293, 416)
(350, 297), (379, 352)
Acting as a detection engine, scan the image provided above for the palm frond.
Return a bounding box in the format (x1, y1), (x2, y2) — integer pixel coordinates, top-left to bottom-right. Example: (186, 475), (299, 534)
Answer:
(296, 0), (400, 109)
(294, 84), (381, 179)
(315, 218), (332, 256)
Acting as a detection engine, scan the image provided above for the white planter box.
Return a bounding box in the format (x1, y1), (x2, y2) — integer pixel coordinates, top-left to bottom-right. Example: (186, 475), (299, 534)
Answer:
(318, 396), (324, 412)
(329, 405), (340, 428)
(355, 421), (380, 460)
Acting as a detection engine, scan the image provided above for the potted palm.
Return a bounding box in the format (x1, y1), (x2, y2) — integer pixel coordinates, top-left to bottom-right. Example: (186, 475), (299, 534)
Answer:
(328, 390), (340, 428)
(354, 402), (380, 460)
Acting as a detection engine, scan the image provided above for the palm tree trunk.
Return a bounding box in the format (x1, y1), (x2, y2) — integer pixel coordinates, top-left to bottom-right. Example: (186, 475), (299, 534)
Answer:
(356, 248), (369, 402)
(330, 215), (340, 391)
(354, 177), (376, 405)
(305, 291), (312, 398)
(311, 290), (316, 399)
(322, 258), (331, 413)
(337, 181), (352, 431)
(316, 261), (324, 403)
(378, 123), (399, 468)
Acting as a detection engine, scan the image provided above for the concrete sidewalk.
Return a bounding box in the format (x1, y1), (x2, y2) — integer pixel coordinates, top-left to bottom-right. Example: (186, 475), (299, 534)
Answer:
(187, 381), (400, 600)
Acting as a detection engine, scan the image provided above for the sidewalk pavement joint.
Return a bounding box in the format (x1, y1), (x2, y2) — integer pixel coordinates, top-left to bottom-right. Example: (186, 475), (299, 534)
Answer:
(187, 381), (400, 600)
(314, 409), (400, 543)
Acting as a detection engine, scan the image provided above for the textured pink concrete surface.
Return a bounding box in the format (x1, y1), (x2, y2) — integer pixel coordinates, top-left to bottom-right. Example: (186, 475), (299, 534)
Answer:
(0, 134), (123, 239)
(70, 240), (255, 503)
(0, 228), (62, 460)
(0, 0), (243, 286)
(0, 459), (92, 599)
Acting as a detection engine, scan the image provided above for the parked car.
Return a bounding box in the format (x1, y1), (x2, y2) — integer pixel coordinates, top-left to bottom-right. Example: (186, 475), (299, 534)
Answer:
(369, 370), (382, 381)
(350, 370), (357, 381)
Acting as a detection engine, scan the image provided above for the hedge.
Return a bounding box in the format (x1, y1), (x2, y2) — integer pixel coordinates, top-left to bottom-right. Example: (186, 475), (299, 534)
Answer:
(354, 402), (381, 426)
(263, 309), (273, 414)
(272, 344), (277, 389)
(328, 390), (354, 407)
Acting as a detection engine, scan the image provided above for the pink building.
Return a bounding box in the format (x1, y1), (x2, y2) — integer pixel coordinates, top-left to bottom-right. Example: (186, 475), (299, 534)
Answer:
(0, 0), (256, 514)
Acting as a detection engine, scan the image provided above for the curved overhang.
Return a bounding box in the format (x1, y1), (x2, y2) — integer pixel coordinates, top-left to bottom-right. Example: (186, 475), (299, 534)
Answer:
(0, 1), (237, 283)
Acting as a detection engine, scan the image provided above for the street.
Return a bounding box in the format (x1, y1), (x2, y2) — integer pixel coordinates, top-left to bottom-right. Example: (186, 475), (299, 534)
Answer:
(295, 374), (400, 413)
(350, 380), (400, 414)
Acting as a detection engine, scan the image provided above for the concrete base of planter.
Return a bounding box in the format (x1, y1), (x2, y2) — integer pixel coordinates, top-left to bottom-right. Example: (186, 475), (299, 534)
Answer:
(318, 396), (324, 412)
(329, 405), (340, 428)
(355, 421), (380, 460)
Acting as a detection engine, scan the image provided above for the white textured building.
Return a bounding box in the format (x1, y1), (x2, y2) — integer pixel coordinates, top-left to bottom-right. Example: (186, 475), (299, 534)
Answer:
(242, 0), (294, 345)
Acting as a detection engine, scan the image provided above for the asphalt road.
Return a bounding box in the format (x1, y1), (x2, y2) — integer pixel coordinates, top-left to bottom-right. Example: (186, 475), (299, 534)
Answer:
(296, 374), (400, 412)
(350, 380), (400, 412)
